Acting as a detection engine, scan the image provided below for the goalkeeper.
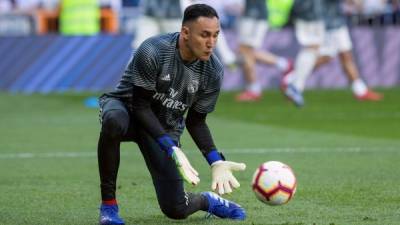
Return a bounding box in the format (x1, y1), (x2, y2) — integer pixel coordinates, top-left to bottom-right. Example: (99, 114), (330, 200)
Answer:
(97, 4), (246, 225)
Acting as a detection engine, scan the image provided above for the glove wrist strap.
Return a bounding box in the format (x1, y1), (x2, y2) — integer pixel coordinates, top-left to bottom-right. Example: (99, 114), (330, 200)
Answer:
(205, 149), (224, 165)
(156, 134), (176, 157)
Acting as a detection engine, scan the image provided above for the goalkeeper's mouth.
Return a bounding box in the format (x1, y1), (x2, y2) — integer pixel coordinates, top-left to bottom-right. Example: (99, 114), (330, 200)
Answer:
(198, 52), (212, 61)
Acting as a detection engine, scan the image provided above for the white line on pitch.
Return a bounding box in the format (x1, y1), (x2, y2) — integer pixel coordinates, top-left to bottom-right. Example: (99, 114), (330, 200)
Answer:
(0, 152), (96, 159)
(0, 146), (398, 159)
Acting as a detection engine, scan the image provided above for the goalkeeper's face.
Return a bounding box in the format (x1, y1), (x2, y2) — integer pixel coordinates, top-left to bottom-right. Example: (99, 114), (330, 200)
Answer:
(181, 16), (220, 61)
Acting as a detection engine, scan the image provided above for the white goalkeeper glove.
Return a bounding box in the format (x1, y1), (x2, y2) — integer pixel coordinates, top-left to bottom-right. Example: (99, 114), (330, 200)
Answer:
(211, 160), (246, 195)
(171, 146), (200, 185)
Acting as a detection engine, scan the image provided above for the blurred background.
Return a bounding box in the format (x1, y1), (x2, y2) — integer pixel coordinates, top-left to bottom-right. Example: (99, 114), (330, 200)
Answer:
(0, 0), (399, 93)
(1, 2), (399, 224)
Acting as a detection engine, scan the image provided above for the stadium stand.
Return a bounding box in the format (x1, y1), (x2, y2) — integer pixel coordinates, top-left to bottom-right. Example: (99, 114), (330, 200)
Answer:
(0, 0), (399, 92)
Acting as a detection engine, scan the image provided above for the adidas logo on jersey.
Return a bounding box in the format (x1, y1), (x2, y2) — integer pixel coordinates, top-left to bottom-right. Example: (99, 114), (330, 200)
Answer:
(160, 74), (171, 81)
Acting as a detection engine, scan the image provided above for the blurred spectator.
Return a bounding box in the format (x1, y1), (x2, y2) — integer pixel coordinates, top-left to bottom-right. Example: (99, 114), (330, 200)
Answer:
(99, 0), (121, 12)
(362, 0), (387, 15)
(0, 0), (37, 35)
(0, 0), (43, 13)
(15, 0), (41, 12)
(59, 0), (100, 35)
(40, 0), (60, 10)
(343, 0), (400, 25)
(119, 0), (140, 34)
(122, 0), (139, 7)
(0, 0), (13, 13)
(343, 0), (387, 15)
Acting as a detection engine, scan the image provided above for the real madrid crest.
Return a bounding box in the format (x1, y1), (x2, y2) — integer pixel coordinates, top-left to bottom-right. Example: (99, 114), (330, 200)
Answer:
(188, 80), (199, 94)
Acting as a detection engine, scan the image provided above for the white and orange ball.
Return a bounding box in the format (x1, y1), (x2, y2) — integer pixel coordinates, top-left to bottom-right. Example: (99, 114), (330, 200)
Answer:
(252, 161), (297, 206)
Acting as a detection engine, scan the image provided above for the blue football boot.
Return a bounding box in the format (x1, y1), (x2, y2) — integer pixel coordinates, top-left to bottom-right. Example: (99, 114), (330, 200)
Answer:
(284, 84), (304, 107)
(202, 192), (246, 220)
(99, 204), (125, 225)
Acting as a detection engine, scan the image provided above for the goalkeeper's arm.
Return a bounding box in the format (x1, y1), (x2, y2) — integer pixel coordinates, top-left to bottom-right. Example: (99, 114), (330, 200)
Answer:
(185, 108), (246, 195)
(131, 86), (199, 185)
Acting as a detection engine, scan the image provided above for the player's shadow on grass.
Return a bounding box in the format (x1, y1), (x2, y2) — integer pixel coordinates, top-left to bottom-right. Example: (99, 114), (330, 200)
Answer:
(124, 214), (249, 224)
(124, 217), (308, 225)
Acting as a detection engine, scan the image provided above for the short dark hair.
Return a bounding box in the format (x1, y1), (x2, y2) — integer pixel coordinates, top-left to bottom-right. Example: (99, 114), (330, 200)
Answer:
(182, 4), (219, 25)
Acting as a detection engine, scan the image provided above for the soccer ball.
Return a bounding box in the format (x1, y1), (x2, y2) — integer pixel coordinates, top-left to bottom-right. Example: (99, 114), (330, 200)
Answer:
(251, 161), (297, 206)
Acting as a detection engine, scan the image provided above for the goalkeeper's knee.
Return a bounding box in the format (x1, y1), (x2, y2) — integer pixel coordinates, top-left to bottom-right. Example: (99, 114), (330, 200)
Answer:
(160, 203), (188, 220)
(101, 110), (129, 139)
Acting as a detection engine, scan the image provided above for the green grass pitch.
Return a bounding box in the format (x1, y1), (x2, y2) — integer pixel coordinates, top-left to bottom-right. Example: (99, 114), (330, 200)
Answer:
(0, 88), (399, 225)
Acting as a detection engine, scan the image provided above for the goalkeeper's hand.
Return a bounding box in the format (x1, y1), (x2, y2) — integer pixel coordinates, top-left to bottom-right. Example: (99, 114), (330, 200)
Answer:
(157, 135), (200, 185)
(171, 146), (200, 185)
(211, 160), (246, 195)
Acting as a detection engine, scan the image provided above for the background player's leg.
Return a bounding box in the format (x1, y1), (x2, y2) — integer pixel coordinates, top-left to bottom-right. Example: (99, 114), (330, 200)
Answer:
(292, 46), (319, 92)
(334, 26), (382, 101)
(292, 20), (324, 92)
(215, 30), (237, 67)
(236, 19), (268, 101)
